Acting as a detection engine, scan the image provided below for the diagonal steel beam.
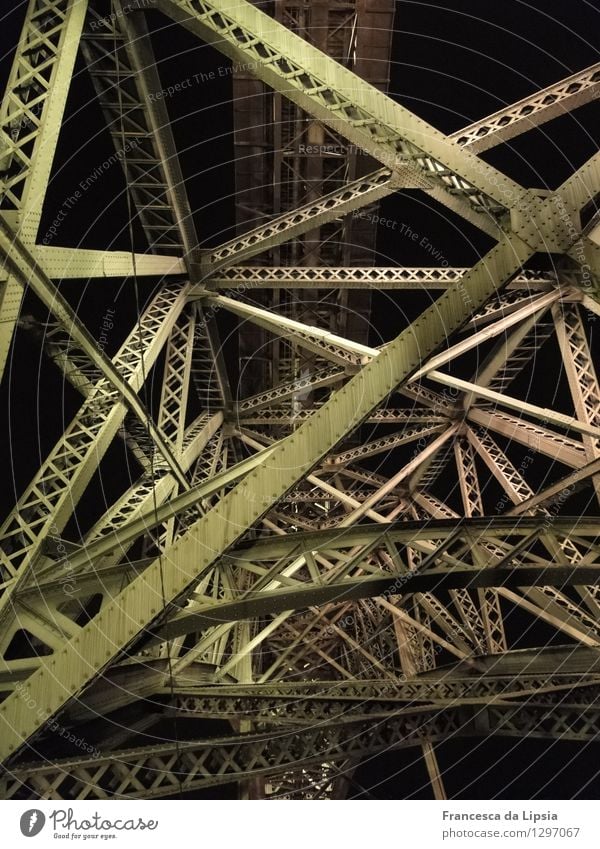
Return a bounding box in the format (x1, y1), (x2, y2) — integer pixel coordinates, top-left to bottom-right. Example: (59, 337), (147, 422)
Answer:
(468, 407), (587, 470)
(207, 293), (379, 366)
(155, 0), (529, 236)
(0, 0), (87, 241)
(450, 63), (600, 153)
(0, 284), (188, 658)
(428, 369), (600, 440)
(235, 364), (347, 414)
(200, 168), (414, 270)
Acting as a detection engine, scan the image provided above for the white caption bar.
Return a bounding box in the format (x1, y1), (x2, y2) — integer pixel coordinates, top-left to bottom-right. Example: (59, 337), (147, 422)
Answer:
(0, 800), (597, 848)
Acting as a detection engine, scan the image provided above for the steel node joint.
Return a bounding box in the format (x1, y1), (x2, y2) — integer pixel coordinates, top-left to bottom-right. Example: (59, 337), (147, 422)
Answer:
(510, 193), (582, 252)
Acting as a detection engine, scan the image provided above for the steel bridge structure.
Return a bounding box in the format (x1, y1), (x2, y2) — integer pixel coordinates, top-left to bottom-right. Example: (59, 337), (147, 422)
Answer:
(0, 0), (600, 799)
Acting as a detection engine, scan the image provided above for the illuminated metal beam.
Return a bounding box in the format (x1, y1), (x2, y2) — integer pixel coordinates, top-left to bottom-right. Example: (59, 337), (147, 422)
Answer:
(80, 5), (183, 255)
(34, 246), (186, 278)
(450, 63), (600, 153)
(207, 293), (379, 365)
(0, 284), (188, 654)
(468, 407), (587, 470)
(4, 697), (600, 799)
(202, 169), (409, 270)
(427, 369), (600, 440)
(200, 267), (555, 292)
(151, 562), (600, 643)
(59, 651), (600, 724)
(231, 516), (597, 562)
(116, 3), (199, 263)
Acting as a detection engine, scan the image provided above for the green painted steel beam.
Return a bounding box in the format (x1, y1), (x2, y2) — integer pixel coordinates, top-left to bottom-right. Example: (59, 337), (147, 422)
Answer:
(201, 169), (408, 270)
(30, 440), (276, 585)
(151, 564), (600, 643)
(228, 516), (599, 562)
(34, 246), (186, 278)
(4, 697), (600, 799)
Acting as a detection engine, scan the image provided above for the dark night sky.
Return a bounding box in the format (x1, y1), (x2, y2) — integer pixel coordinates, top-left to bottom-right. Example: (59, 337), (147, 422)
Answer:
(1, 0), (599, 799)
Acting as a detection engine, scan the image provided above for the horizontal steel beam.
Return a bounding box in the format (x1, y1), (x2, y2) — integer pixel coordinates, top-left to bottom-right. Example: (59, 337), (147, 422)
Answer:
(151, 563), (600, 642)
(4, 697), (599, 798)
(169, 679), (600, 723)
(200, 267), (556, 291)
(229, 516), (598, 562)
(61, 646), (600, 722)
(34, 246), (186, 278)
(237, 407), (443, 425)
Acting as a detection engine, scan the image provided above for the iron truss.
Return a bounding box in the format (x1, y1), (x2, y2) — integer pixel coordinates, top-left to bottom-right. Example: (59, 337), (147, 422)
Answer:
(0, 0), (599, 800)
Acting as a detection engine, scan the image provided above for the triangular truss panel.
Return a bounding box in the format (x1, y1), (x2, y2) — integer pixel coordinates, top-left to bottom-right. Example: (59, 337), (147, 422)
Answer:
(0, 0), (600, 800)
